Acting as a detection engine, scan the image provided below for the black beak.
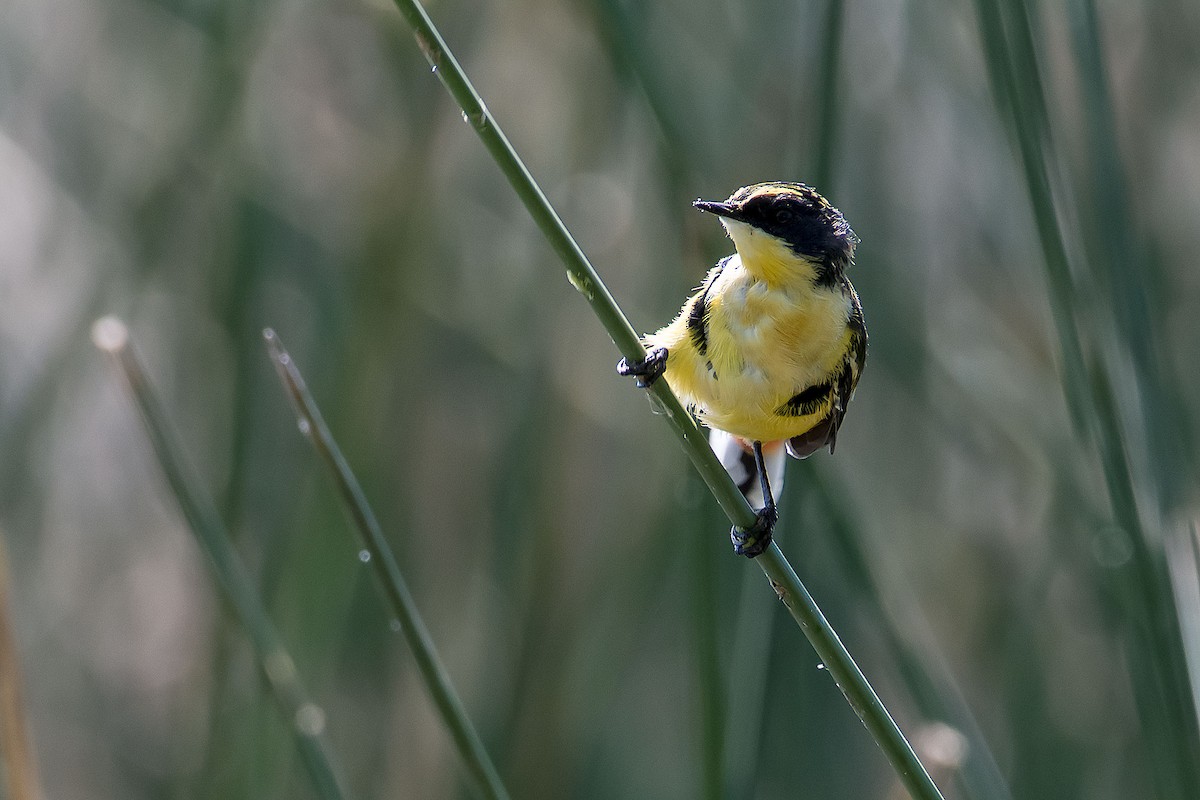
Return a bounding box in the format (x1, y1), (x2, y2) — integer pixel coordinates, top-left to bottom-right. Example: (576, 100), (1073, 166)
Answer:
(693, 199), (742, 221)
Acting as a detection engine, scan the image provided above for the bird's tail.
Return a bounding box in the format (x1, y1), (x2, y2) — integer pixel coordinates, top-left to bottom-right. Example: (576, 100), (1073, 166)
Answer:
(709, 429), (787, 511)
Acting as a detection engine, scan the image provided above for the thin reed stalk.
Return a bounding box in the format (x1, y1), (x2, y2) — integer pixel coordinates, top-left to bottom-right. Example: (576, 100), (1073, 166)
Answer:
(92, 317), (350, 800)
(972, 2), (1200, 797)
(379, 2), (945, 797)
(263, 329), (511, 800)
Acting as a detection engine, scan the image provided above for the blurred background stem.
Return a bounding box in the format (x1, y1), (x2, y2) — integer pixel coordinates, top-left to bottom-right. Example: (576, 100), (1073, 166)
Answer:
(94, 318), (350, 800)
(264, 328), (510, 800)
(973, 2), (1200, 798)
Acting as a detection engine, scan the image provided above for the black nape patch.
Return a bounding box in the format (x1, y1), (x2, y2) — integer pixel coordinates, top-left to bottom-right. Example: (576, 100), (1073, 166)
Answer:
(814, 250), (854, 288)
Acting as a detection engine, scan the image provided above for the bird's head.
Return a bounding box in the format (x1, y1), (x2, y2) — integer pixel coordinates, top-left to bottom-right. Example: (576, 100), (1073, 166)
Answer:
(694, 182), (857, 285)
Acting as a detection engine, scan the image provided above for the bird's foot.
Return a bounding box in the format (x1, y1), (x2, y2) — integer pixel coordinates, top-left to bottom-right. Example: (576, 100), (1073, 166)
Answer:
(617, 347), (668, 388)
(731, 505), (777, 558)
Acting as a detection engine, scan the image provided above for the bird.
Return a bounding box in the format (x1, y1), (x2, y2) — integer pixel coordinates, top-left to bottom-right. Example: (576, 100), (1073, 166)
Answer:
(618, 181), (866, 557)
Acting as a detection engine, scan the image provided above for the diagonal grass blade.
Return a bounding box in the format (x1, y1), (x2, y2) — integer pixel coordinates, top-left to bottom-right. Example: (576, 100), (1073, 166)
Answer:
(92, 316), (350, 800)
(263, 328), (510, 800)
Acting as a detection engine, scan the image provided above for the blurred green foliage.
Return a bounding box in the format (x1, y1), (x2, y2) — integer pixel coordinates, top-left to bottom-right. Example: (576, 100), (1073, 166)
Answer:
(2, 0), (1199, 797)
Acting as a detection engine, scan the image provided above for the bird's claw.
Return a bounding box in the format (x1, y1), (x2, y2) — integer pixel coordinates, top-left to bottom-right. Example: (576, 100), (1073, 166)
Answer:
(731, 505), (777, 558)
(617, 347), (668, 389)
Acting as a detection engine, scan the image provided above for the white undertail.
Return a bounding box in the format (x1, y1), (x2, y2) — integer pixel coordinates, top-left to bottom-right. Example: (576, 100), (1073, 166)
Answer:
(709, 429), (787, 512)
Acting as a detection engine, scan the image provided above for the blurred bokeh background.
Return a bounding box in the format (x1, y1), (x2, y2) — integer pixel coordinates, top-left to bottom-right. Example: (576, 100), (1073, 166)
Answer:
(3, 0), (1200, 797)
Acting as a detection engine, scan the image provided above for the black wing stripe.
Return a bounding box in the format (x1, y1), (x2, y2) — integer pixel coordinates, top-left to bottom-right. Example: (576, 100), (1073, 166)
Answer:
(786, 285), (867, 459)
(686, 258), (729, 357)
(686, 295), (709, 357)
(777, 381), (833, 417)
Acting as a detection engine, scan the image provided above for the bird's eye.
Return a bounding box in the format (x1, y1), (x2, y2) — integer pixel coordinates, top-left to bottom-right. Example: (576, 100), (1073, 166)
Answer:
(776, 208), (793, 223)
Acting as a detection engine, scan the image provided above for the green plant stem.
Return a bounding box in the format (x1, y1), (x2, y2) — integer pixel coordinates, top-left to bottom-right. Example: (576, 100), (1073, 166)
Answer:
(1066, 0), (1187, 510)
(381, 3), (945, 797)
(756, 546), (943, 798)
(262, 329), (511, 800)
(972, 3), (1200, 797)
(390, 0), (750, 530)
(93, 317), (349, 800)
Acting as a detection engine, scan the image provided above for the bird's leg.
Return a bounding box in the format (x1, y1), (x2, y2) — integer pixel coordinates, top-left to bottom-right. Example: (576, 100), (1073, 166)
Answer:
(616, 346), (668, 389)
(731, 440), (777, 558)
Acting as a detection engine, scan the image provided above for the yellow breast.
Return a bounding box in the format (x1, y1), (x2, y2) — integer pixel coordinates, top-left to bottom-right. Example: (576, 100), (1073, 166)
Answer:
(646, 253), (854, 443)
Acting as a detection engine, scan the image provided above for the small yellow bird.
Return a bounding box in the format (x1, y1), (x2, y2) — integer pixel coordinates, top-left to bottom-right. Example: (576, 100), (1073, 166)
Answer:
(619, 182), (866, 557)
